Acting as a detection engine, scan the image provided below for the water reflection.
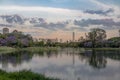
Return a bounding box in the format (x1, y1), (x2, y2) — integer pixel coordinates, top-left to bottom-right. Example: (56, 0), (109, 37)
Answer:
(0, 48), (120, 80)
(80, 50), (107, 69)
(80, 50), (120, 69)
(0, 51), (32, 70)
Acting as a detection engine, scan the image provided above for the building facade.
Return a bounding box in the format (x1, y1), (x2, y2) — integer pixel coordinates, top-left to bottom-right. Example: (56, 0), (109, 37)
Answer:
(3, 28), (9, 34)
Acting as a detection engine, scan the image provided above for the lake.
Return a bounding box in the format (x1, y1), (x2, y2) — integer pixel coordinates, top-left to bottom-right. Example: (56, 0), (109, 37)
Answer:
(0, 48), (120, 80)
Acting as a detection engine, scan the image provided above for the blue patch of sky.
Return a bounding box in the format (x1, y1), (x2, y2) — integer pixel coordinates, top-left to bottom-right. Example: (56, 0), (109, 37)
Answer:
(0, 0), (99, 10)
(98, 0), (120, 6)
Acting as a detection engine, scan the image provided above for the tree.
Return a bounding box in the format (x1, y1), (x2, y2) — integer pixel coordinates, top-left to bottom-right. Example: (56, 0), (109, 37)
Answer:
(0, 30), (33, 47)
(86, 28), (106, 48)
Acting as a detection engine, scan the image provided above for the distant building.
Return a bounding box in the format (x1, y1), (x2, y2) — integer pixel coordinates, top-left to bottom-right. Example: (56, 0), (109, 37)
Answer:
(119, 29), (120, 37)
(72, 32), (75, 42)
(3, 28), (9, 34)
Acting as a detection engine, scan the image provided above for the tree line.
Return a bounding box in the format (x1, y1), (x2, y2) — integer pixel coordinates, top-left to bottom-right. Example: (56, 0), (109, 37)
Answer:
(0, 28), (120, 48)
(0, 30), (33, 47)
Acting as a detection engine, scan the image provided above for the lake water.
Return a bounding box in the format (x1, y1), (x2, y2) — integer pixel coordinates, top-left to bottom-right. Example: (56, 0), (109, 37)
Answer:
(0, 48), (120, 80)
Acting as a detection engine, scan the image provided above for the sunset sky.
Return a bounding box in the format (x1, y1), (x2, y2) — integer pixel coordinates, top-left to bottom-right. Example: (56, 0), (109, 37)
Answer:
(0, 0), (120, 41)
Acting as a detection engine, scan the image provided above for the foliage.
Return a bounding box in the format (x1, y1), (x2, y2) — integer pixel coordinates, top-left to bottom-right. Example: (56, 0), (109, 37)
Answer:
(0, 70), (58, 80)
(23, 47), (59, 53)
(0, 31), (33, 47)
(86, 28), (106, 48)
(0, 28), (119, 48)
(78, 28), (120, 48)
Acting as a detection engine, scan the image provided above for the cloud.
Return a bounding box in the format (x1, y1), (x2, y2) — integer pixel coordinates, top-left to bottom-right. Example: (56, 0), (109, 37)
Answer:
(34, 20), (87, 31)
(84, 8), (114, 15)
(0, 24), (12, 27)
(74, 19), (120, 29)
(90, 0), (120, 17)
(0, 0), (120, 40)
(0, 6), (81, 15)
(90, 0), (111, 9)
(0, 6), (61, 13)
(0, 5), (83, 22)
(34, 21), (69, 31)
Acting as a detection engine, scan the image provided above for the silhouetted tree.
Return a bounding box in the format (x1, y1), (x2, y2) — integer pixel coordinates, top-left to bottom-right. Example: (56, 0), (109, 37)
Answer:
(86, 28), (106, 48)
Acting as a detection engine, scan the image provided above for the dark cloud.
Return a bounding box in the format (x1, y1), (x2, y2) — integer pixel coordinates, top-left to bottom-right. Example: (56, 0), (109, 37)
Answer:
(29, 18), (45, 24)
(74, 19), (120, 28)
(34, 21), (69, 31)
(0, 24), (12, 27)
(0, 14), (24, 24)
(34, 21), (86, 31)
(117, 16), (120, 18)
(84, 8), (114, 15)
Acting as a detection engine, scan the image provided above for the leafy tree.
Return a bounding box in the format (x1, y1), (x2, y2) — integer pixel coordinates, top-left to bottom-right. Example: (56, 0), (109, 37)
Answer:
(86, 28), (106, 48)
(0, 30), (33, 47)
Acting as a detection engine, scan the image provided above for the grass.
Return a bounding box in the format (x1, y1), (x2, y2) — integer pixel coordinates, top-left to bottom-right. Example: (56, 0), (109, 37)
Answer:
(0, 46), (16, 54)
(0, 46), (60, 54)
(0, 46), (120, 54)
(22, 47), (60, 52)
(85, 48), (120, 51)
(0, 70), (58, 80)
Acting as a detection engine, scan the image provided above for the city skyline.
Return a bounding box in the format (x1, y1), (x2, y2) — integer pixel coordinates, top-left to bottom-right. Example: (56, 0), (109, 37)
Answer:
(0, 0), (120, 41)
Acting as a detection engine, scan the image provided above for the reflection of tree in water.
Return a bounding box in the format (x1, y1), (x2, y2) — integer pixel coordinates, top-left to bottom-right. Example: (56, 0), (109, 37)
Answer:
(0, 48), (119, 71)
(99, 50), (120, 60)
(0, 51), (33, 68)
(33, 50), (59, 58)
(80, 49), (120, 69)
(89, 50), (107, 69)
(0, 50), (59, 68)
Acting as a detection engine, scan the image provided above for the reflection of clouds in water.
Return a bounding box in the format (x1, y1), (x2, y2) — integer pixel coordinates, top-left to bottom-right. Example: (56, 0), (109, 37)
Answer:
(29, 52), (120, 80)
(0, 62), (31, 72)
(0, 49), (120, 80)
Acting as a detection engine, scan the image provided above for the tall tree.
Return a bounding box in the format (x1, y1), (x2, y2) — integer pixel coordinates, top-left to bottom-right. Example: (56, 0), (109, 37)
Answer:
(86, 28), (106, 48)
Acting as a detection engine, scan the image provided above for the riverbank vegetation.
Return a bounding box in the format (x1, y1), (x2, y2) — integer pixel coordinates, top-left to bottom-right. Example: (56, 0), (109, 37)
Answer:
(32, 28), (120, 48)
(0, 30), (33, 47)
(0, 70), (58, 80)
(0, 46), (119, 55)
(0, 28), (119, 49)
(85, 48), (120, 51)
(0, 46), (60, 54)
(0, 46), (16, 54)
(0, 28), (120, 53)
(22, 47), (59, 52)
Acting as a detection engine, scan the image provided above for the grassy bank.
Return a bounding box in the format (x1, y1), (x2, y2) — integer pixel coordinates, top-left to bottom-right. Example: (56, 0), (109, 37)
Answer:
(0, 46), (60, 54)
(22, 47), (60, 52)
(0, 70), (58, 80)
(85, 48), (120, 51)
(0, 46), (16, 54)
(0, 46), (120, 54)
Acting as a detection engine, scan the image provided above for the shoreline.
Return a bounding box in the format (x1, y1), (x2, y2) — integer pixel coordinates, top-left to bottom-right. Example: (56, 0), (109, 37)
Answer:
(0, 46), (120, 54)
(0, 46), (60, 54)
